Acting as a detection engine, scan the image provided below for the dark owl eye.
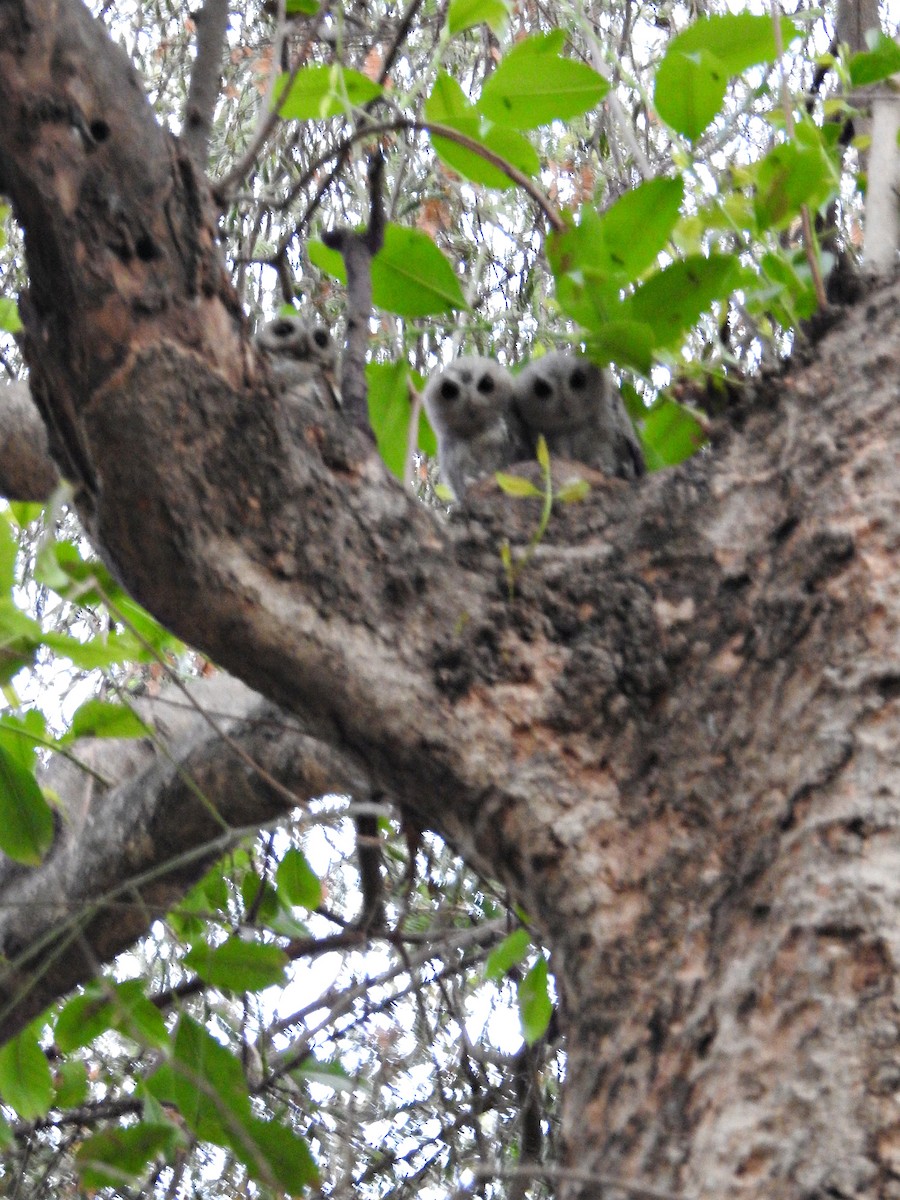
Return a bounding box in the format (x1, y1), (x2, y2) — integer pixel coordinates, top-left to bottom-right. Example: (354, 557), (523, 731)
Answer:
(477, 374), (495, 395)
(570, 368), (587, 389)
(270, 320), (295, 338)
(440, 379), (460, 401)
(313, 329), (330, 349)
(534, 378), (553, 399)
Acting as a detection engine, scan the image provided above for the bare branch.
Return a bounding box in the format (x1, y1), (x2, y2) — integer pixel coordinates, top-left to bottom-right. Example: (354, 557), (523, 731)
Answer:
(182, 0), (232, 168)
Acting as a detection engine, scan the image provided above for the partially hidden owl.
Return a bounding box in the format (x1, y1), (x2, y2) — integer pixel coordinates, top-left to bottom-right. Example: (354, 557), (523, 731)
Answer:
(255, 315), (341, 410)
(423, 356), (527, 499)
(513, 351), (644, 479)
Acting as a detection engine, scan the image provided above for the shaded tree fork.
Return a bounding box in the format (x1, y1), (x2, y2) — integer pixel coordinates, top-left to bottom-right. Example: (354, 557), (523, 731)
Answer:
(1, 3), (899, 1198)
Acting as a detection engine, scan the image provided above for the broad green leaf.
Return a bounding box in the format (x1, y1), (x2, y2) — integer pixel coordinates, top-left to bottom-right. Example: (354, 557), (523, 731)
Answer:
(56, 980), (168, 1052)
(0, 709), (47, 771)
(275, 66), (383, 119)
(371, 225), (468, 317)
(286, 0), (319, 12)
(0, 1025), (53, 1118)
(641, 398), (708, 469)
(753, 139), (838, 231)
(517, 955), (553, 1045)
(276, 846), (323, 910)
(495, 473), (542, 498)
(184, 938), (289, 993)
(535, 433), (551, 471)
(430, 121), (539, 189)
(148, 1015), (254, 1145)
(366, 360), (414, 480)
(307, 239), (349, 284)
(76, 1122), (182, 1188)
(242, 1116), (320, 1191)
(549, 177), (684, 291)
(625, 254), (744, 350)
(448, 0), (509, 35)
(0, 1112), (12, 1149)
(478, 39), (608, 129)
(428, 72), (540, 188)
(0, 743), (54, 865)
(60, 699), (149, 744)
(654, 14), (801, 139)
(149, 1017), (318, 1191)
(849, 32), (900, 87)
(485, 927), (531, 979)
(0, 297), (21, 334)
(54, 1059), (90, 1108)
(586, 321), (657, 375)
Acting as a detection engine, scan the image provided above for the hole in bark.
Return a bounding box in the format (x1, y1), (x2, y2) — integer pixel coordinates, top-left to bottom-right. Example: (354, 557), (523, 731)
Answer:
(135, 235), (160, 262)
(89, 119), (110, 143)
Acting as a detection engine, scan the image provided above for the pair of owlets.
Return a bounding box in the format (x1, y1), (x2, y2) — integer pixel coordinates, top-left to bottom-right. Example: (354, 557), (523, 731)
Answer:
(424, 354), (644, 499)
(256, 317), (644, 497)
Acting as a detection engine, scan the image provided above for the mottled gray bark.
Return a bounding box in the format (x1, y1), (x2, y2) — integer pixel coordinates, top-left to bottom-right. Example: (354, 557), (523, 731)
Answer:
(0, 2), (898, 1198)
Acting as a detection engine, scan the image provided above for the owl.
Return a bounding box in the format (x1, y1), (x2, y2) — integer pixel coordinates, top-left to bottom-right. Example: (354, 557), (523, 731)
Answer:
(513, 351), (644, 479)
(255, 315), (340, 409)
(423, 356), (527, 499)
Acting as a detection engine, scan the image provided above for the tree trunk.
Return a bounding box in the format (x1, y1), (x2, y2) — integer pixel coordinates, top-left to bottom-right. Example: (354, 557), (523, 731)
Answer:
(1, 2), (898, 1197)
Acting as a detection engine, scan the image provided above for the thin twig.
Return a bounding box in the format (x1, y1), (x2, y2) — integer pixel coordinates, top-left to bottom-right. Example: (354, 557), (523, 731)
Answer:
(465, 1161), (693, 1200)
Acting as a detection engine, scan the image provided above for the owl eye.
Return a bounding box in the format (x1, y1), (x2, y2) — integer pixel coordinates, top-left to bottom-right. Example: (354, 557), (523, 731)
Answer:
(270, 320), (295, 339)
(440, 379), (460, 401)
(476, 374), (495, 395)
(533, 378), (553, 399)
(569, 368), (587, 389)
(312, 329), (330, 349)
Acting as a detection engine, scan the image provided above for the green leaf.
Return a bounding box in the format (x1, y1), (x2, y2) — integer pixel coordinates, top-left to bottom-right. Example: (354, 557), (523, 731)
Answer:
(535, 433), (550, 471)
(366, 360), (414, 480)
(148, 1015), (254, 1145)
(0, 743), (54, 865)
(275, 66), (383, 119)
(242, 1116), (320, 1192)
(276, 846), (323, 910)
(60, 699), (149, 745)
(752, 139), (838, 231)
(0, 708), (48, 772)
(654, 14), (801, 139)
(848, 32), (900, 87)
(641, 397), (708, 469)
(625, 254), (744, 350)
(54, 1059), (90, 1108)
(307, 238), (348, 284)
(292, 1054), (356, 1093)
(183, 938), (289, 993)
(76, 1122), (182, 1188)
(517, 956), (553, 1045)
(148, 1018), (319, 1191)
(550, 179), (684, 294)
(495, 473), (542, 498)
(478, 37), (608, 129)
(371, 225), (468, 317)
(56, 980), (168, 1052)
(429, 72), (540, 188)
(0, 297), (22, 334)
(448, 0), (509, 35)
(586, 321), (657, 375)
(485, 927), (531, 979)
(557, 478), (591, 503)
(0, 1025), (53, 1119)
(0, 1111), (13, 1149)
(286, 0), (319, 12)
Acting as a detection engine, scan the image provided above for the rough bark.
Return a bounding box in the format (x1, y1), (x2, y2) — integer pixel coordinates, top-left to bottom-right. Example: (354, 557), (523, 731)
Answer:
(0, 2), (899, 1199)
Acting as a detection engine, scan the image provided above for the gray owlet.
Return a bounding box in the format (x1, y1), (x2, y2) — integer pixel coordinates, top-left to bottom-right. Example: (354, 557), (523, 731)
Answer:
(255, 315), (340, 410)
(423, 356), (527, 499)
(513, 351), (645, 479)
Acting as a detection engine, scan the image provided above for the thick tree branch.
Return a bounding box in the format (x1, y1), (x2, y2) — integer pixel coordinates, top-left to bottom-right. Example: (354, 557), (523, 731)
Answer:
(0, 674), (372, 1042)
(182, 0), (232, 168)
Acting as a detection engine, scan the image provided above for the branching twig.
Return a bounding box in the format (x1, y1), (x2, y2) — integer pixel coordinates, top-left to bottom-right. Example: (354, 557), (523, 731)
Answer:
(322, 150), (387, 432)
